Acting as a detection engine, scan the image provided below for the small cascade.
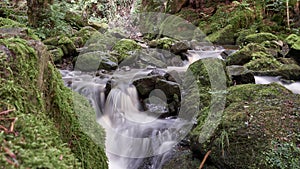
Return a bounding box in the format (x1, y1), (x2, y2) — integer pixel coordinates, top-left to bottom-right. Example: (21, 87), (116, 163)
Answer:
(60, 68), (194, 169)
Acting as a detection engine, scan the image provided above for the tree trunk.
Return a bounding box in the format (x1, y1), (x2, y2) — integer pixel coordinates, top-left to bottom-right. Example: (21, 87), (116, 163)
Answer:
(295, 0), (300, 16)
(27, 0), (54, 27)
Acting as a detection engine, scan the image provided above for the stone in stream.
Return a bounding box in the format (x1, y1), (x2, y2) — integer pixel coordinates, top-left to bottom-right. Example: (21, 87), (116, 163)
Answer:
(226, 65), (255, 85)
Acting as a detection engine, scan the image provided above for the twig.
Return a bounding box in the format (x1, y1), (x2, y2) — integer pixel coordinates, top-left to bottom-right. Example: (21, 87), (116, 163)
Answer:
(199, 150), (212, 169)
(9, 117), (17, 132)
(0, 109), (15, 116)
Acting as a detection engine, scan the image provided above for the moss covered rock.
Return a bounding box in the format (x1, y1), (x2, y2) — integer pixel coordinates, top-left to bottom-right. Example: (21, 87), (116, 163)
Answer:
(226, 43), (267, 65)
(245, 57), (282, 71)
(254, 64), (300, 81)
(74, 26), (100, 45)
(206, 24), (235, 45)
(244, 32), (278, 45)
(188, 58), (230, 109)
(191, 83), (300, 169)
(285, 34), (300, 63)
(0, 29), (108, 168)
(112, 39), (141, 62)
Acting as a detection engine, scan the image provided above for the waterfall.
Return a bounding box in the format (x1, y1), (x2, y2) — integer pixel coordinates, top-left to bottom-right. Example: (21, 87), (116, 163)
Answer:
(60, 68), (195, 169)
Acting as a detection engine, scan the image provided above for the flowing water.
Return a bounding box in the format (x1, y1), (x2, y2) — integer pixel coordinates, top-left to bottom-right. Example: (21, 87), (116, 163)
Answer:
(60, 46), (300, 169)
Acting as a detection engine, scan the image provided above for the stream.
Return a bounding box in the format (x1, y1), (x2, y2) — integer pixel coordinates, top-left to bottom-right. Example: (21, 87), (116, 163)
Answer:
(60, 46), (300, 169)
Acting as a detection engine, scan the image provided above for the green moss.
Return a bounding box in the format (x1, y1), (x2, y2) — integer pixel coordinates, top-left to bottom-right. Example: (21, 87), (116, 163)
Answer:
(112, 39), (141, 62)
(0, 17), (25, 28)
(285, 34), (299, 46)
(192, 83), (300, 168)
(206, 24), (235, 45)
(226, 43), (267, 65)
(245, 57), (282, 71)
(0, 38), (81, 168)
(244, 32), (278, 44)
(0, 32), (108, 168)
(156, 37), (176, 50)
(74, 26), (99, 45)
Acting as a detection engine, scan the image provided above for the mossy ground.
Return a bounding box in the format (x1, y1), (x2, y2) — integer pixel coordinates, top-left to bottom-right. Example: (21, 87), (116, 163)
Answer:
(0, 27), (108, 168)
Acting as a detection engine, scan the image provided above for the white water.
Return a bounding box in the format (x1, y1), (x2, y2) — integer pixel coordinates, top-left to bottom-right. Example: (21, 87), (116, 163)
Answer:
(59, 47), (227, 169)
(255, 76), (300, 94)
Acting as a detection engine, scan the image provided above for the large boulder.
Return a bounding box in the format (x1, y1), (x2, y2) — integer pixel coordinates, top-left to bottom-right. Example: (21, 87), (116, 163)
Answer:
(0, 28), (108, 168)
(191, 83), (300, 168)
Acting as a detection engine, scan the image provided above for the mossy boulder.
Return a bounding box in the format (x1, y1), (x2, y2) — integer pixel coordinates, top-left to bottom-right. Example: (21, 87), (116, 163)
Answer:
(112, 39), (141, 62)
(74, 26), (100, 45)
(191, 83), (300, 169)
(244, 32), (278, 45)
(0, 29), (108, 168)
(226, 43), (267, 65)
(188, 58), (230, 109)
(206, 24), (235, 45)
(254, 64), (300, 81)
(74, 51), (118, 71)
(245, 57), (282, 71)
(285, 34), (300, 63)
(43, 36), (77, 57)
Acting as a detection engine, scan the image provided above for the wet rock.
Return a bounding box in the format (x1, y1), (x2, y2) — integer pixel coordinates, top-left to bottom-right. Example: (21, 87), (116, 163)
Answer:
(131, 70), (181, 117)
(120, 49), (183, 68)
(74, 51), (118, 71)
(220, 49), (236, 59)
(227, 65), (255, 85)
(171, 41), (190, 54)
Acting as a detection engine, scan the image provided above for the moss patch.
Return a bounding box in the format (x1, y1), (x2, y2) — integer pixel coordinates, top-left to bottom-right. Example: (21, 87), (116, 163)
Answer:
(191, 83), (300, 168)
(0, 29), (108, 168)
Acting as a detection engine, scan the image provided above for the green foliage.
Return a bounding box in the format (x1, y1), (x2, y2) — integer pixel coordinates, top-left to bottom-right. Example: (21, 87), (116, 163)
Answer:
(34, 2), (72, 39)
(263, 141), (300, 169)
